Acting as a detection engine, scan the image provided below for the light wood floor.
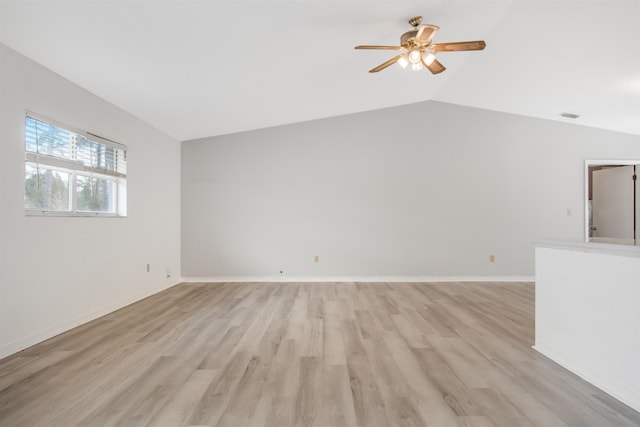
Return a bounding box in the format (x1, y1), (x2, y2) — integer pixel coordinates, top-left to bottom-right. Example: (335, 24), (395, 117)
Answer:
(1, 282), (639, 427)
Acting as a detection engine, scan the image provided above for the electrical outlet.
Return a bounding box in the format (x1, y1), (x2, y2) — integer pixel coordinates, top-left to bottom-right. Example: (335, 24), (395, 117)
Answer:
(146, 263), (150, 272)
(489, 255), (495, 263)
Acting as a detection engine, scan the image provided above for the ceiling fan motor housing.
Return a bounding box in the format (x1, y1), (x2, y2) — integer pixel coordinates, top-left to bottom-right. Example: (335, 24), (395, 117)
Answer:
(401, 30), (420, 46)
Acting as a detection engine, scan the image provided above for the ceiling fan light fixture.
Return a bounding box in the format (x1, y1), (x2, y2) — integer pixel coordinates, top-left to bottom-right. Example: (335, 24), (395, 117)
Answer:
(355, 16), (486, 75)
(422, 51), (436, 66)
(408, 49), (421, 64)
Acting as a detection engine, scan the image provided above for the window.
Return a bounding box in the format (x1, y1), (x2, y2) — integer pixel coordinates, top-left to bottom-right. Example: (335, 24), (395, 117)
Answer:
(24, 113), (127, 216)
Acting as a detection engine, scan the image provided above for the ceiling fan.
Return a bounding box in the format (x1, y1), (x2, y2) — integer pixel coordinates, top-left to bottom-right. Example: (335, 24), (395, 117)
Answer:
(355, 16), (486, 75)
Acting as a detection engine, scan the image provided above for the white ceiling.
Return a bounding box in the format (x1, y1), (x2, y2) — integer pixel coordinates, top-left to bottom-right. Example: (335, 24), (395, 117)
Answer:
(1, 1), (639, 141)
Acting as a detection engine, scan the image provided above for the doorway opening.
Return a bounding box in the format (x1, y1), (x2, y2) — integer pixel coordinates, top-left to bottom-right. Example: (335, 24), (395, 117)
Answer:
(586, 160), (639, 245)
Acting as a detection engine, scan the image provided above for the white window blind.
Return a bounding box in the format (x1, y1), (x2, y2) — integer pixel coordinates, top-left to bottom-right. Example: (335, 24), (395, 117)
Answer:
(24, 112), (128, 216)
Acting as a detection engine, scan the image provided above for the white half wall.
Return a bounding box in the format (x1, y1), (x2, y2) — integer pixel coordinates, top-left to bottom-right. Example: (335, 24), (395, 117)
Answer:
(535, 241), (640, 412)
(0, 45), (181, 359)
(181, 101), (640, 279)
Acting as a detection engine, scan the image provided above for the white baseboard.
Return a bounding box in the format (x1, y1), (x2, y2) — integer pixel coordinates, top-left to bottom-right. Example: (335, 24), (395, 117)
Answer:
(179, 276), (534, 283)
(533, 344), (640, 413)
(0, 281), (179, 360)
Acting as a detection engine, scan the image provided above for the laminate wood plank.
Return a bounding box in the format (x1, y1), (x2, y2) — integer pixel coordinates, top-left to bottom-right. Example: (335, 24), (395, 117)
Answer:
(411, 347), (484, 417)
(383, 331), (462, 426)
(78, 354), (186, 427)
(216, 354), (269, 426)
(266, 338), (301, 427)
(234, 301), (279, 355)
(307, 298), (323, 319)
(33, 341), (158, 426)
(351, 310), (375, 341)
(501, 391), (570, 427)
(362, 338), (428, 426)
(292, 356), (323, 427)
(187, 350), (253, 426)
(390, 311), (430, 348)
(1, 281), (639, 427)
(318, 364), (358, 427)
(196, 325), (249, 370)
(340, 318), (367, 358)
(458, 415), (497, 427)
(299, 319), (323, 358)
(416, 305), (460, 338)
(425, 334), (491, 389)
(334, 282), (354, 299)
(146, 369), (218, 427)
(268, 338), (300, 399)
(320, 302), (345, 368)
(346, 355), (388, 427)
(0, 350), (73, 394)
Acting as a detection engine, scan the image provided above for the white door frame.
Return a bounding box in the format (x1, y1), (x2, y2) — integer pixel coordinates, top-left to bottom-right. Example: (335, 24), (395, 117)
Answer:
(585, 159), (639, 244)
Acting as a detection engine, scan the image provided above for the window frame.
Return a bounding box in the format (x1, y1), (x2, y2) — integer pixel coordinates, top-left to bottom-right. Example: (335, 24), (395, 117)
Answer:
(24, 112), (128, 217)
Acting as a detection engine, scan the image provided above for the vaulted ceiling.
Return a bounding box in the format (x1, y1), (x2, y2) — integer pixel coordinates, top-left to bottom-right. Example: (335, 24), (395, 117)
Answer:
(1, 0), (638, 141)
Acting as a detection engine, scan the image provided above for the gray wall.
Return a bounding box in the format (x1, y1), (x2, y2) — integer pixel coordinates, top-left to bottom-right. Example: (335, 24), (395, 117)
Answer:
(0, 45), (182, 358)
(181, 101), (640, 279)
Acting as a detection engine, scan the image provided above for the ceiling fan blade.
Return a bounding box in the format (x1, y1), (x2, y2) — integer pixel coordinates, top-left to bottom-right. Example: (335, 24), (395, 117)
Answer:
(431, 40), (486, 52)
(416, 24), (439, 44)
(424, 57), (446, 74)
(355, 45), (403, 50)
(369, 54), (404, 73)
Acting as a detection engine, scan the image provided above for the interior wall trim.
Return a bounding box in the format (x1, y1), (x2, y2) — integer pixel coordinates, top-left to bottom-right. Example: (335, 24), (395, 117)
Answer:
(179, 276), (535, 283)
